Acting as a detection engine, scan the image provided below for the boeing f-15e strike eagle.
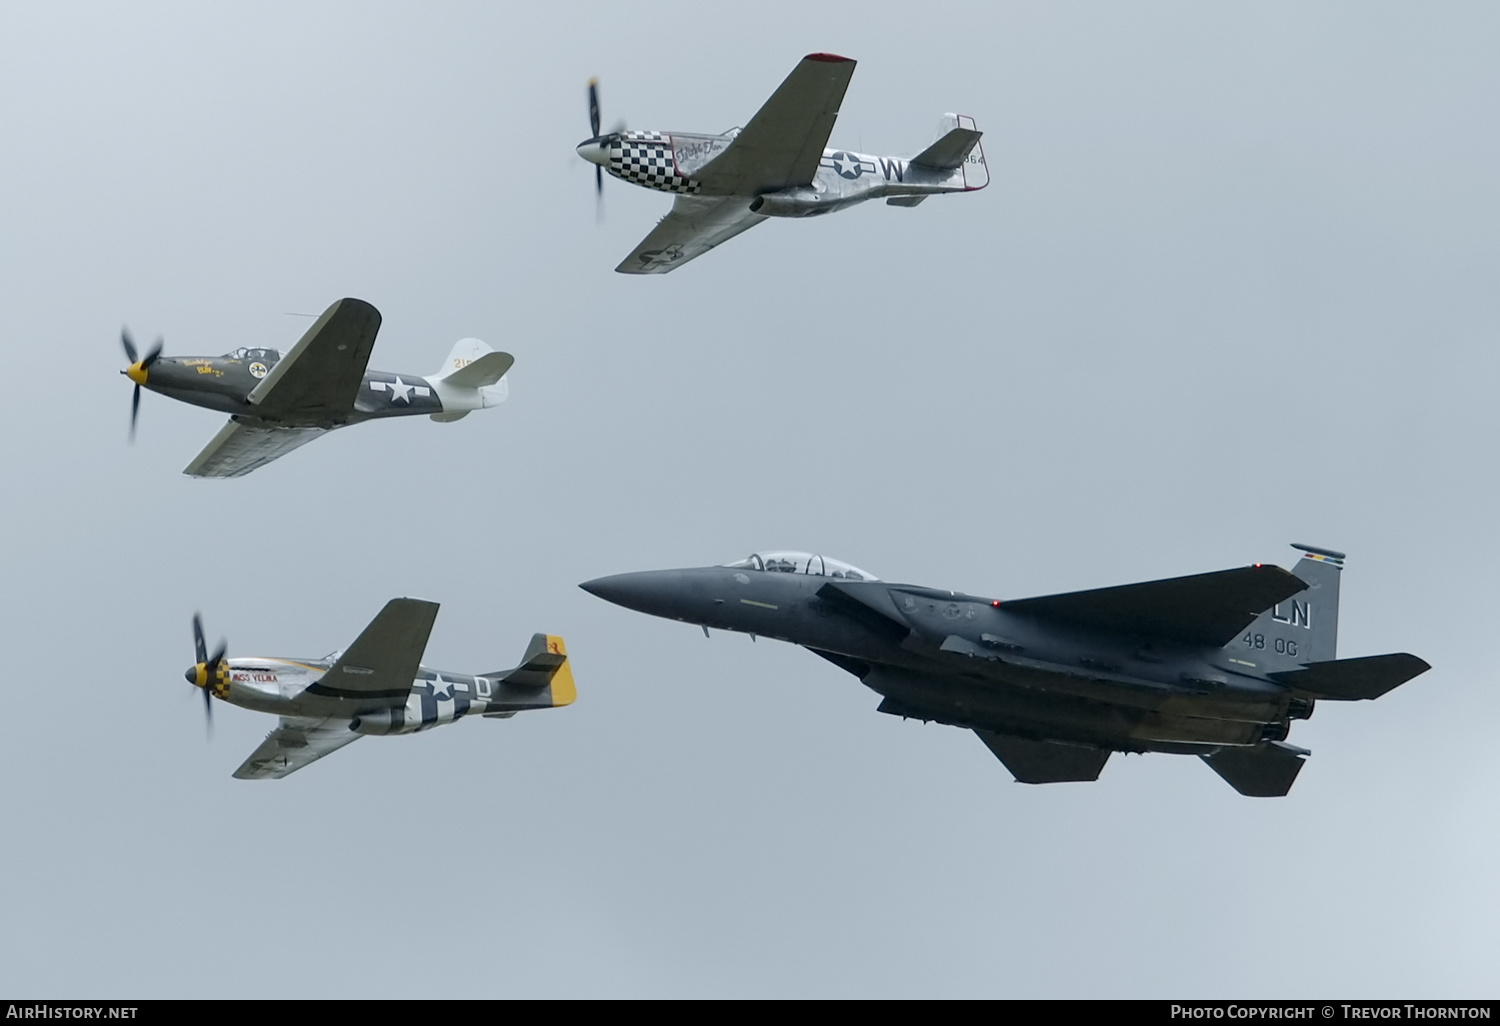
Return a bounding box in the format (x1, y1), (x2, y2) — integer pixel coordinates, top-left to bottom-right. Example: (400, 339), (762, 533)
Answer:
(577, 53), (988, 274)
(582, 545), (1429, 796)
(120, 297), (513, 478)
(185, 601), (576, 779)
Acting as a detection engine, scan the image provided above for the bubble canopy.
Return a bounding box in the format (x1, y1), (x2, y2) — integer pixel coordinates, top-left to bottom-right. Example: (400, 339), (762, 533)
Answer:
(721, 551), (878, 581)
(224, 347), (281, 361)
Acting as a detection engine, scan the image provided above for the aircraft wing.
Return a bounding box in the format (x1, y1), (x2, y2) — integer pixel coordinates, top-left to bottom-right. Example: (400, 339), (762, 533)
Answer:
(1000, 565), (1307, 648)
(692, 53), (857, 195)
(246, 297), (382, 419)
(233, 716), (361, 780)
(616, 195), (768, 274)
(304, 598), (438, 702)
(183, 420), (327, 478)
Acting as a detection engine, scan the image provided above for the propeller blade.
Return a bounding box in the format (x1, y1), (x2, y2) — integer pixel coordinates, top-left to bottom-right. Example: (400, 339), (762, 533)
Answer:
(143, 337), (163, 368)
(192, 613), (208, 666)
(596, 165), (603, 197)
(129, 384), (141, 442)
(203, 684), (213, 736)
(208, 640), (227, 671)
(588, 78), (601, 139)
(121, 329), (138, 365)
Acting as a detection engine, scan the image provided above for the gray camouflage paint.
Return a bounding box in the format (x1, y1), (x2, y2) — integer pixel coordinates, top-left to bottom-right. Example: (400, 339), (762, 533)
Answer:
(580, 547), (1428, 795)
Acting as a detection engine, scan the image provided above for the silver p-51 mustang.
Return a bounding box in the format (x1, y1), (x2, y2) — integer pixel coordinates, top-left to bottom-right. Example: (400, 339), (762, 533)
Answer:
(185, 600), (576, 779)
(120, 297), (513, 477)
(577, 53), (988, 274)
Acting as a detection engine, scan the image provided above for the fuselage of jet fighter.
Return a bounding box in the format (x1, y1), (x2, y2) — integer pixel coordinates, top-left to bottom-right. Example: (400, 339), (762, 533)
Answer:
(583, 558), (1295, 750)
(581, 547), (1430, 795)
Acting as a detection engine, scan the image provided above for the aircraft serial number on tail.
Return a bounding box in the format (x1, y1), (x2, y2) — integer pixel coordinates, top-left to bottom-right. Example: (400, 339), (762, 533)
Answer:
(1242, 632), (1299, 656)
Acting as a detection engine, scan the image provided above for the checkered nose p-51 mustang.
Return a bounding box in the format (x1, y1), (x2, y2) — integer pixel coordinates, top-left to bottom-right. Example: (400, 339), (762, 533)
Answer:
(577, 53), (988, 274)
(185, 600), (576, 779)
(120, 297), (513, 477)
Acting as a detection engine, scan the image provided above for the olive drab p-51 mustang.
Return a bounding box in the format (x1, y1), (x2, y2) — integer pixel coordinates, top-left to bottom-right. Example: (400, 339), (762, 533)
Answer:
(185, 600), (576, 779)
(576, 53), (988, 274)
(120, 297), (513, 477)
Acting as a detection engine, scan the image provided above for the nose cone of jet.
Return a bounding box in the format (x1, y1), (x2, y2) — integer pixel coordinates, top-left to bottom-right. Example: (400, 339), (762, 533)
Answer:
(580, 570), (694, 621)
(576, 136), (612, 167)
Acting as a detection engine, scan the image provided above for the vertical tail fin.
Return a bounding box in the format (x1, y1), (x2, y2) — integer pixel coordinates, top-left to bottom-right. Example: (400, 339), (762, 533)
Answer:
(427, 338), (513, 421)
(482, 634), (576, 712)
(909, 113), (988, 189)
(1235, 544), (1343, 672)
(431, 338), (513, 387)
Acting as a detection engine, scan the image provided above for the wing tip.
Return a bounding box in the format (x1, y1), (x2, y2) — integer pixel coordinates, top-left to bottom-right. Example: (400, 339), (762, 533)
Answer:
(804, 52), (854, 63)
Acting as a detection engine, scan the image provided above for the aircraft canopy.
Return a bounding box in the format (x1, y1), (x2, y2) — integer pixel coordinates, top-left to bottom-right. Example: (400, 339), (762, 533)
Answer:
(225, 347), (281, 361)
(722, 551), (878, 581)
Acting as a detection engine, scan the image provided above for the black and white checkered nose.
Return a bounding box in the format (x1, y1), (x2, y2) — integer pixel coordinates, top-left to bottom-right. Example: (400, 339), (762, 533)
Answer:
(576, 136), (612, 167)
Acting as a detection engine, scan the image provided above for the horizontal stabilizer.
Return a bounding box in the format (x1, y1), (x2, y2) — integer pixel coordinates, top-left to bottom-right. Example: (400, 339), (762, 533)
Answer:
(1002, 564), (1307, 647)
(911, 127), (983, 171)
(974, 730), (1111, 784)
(1269, 653), (1430, 701)
(442, 351), (513, 390)
(1201, 742), (1309, 797)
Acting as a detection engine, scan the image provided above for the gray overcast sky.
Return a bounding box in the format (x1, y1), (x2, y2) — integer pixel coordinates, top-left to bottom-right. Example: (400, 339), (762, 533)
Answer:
(1, 1), (1496, 998)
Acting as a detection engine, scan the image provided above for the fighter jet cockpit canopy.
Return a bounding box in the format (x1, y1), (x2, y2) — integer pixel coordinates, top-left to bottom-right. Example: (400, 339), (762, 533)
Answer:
(224, 347), (281, 362)
(722, 551), (879, 581)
